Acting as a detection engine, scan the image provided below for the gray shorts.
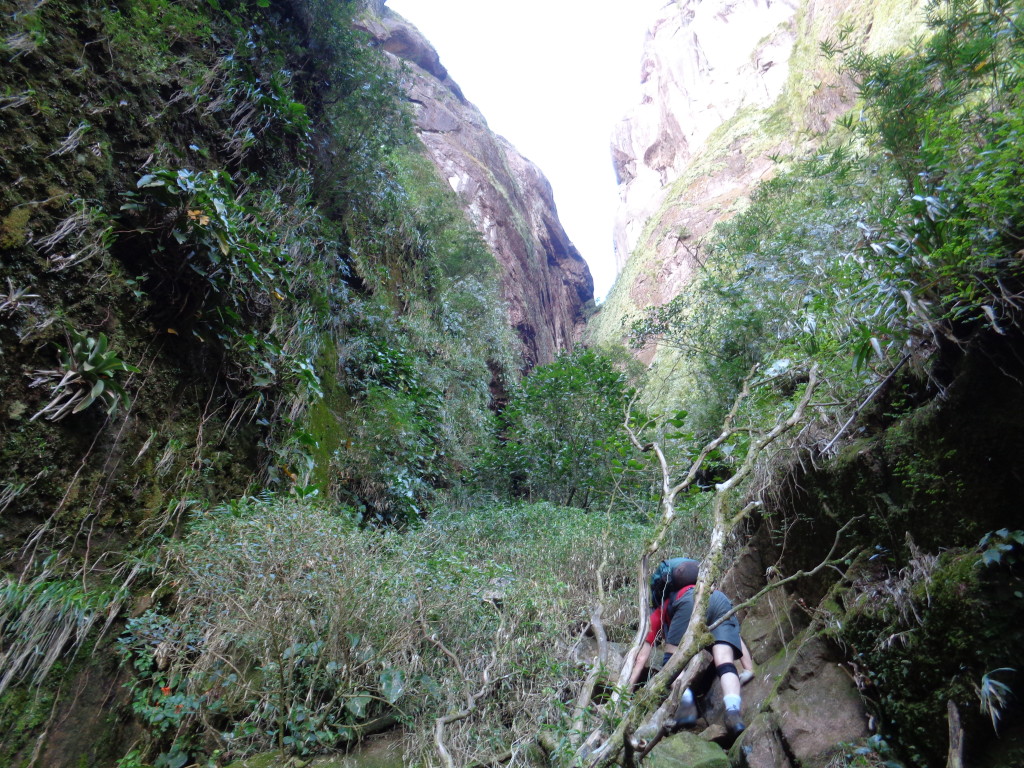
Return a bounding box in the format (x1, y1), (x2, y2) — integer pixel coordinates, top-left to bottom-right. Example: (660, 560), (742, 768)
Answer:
(664, 589), (742, 657)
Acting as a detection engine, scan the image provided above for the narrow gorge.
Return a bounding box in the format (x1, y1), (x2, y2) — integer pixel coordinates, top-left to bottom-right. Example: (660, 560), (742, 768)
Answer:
(1, 1), (1022, 767)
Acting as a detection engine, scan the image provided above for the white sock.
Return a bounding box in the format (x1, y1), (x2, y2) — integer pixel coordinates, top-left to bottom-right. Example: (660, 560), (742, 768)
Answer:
(681, 688), (694, 705)
(723, 694), (741, 712)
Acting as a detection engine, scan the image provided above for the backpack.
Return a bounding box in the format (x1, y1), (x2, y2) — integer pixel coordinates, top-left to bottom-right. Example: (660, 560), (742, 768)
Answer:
(650, 557), (697, 608)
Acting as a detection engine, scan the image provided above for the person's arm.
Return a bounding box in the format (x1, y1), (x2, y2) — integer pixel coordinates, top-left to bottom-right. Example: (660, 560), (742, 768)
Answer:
(630, 605), (664, 686)
(629, 641), (653, 686)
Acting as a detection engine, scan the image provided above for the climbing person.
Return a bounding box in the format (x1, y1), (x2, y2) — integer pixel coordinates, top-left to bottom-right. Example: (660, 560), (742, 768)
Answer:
(635, 557), (754, 684)
(629, 559), (749, 737)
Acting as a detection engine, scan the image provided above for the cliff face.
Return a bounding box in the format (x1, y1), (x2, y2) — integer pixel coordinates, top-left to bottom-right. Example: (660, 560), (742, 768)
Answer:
(611, 0), (801, 271)
(589, 0), (926, 354)
(357, 9), (594, 368)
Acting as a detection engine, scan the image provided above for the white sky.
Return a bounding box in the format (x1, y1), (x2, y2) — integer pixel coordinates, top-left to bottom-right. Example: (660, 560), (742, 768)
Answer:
(385, 0), (666, 300)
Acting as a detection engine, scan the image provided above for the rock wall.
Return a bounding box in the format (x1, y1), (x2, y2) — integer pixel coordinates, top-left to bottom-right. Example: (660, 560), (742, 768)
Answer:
(589, 0), (926, 354)
(611, 0), (801, 270)
(357, 9), (594, 369)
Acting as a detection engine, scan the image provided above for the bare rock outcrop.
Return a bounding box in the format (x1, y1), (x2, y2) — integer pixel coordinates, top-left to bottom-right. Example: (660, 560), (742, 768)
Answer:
(357, 9), (593, 368)
(590, 0), (926, 356)
(611, 0), (801, 270)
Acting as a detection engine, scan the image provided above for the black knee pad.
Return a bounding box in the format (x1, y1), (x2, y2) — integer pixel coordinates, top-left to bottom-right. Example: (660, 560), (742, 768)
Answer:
(715, 662), (738, 678)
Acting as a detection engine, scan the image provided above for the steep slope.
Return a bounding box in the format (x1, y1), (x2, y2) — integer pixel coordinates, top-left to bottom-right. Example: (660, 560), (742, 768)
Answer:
(589, 0), (925, 354)
(582, 1), (1024, 764)
(0, 1), (590, 763)
(357, 7), (594, 368)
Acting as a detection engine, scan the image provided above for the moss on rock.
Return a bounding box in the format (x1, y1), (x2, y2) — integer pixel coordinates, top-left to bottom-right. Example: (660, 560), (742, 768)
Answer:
(646, 731), (729, 768)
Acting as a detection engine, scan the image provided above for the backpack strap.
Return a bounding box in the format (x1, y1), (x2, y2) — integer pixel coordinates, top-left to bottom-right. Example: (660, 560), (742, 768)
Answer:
(666, 584), (695, 623)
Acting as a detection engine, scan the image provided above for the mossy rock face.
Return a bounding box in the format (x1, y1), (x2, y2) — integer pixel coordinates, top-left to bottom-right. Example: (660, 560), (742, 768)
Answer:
(645, 731), (729, 768)
(840, 549), (1024, 766)
(224, 752), (297, 768)
(0, 206), (32, 249)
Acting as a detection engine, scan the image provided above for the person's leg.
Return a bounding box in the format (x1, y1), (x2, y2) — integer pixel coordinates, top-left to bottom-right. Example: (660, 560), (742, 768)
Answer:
(673, 680), (697, 726)
(739, 638), (754, 684)
(664, 650), (698, 727)
(711, 642), (745, 736)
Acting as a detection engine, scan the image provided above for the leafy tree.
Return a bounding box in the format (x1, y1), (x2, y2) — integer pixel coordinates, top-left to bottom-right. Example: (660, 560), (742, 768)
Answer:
(828, 0), (1024, 340)
(487, 348), (638, 508)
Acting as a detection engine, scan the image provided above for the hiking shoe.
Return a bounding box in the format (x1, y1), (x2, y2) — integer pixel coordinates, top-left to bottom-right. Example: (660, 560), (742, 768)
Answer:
(673, 696), (698, 728)
(724, 708), (746, 737)
(739, 668), (755, 686)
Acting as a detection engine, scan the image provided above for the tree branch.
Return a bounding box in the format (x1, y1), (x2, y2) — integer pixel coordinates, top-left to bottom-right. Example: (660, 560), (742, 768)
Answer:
(822, 355), (909, 454)
(420, 599), (508, 768)
(709, 519), (861, 633)
(588, 367), (820, 768)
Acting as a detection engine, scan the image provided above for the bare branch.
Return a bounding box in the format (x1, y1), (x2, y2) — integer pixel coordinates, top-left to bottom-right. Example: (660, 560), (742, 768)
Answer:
(570, 609), (609, 743)
(589, 367), (820, 768)
(822, 355), (910, 454)
(423, 599), (509, 768)
(633, 653), (712, 760)
(709, 519), (861, 632)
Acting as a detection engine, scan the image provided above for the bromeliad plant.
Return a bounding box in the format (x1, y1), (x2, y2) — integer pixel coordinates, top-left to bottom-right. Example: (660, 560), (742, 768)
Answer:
(121, 167), (320, 398)
(29, 331), (138, 421)
(122, 167), (290, 321)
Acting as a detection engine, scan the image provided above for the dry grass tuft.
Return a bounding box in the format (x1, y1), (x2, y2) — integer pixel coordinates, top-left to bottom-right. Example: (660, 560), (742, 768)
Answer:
(118, 496), (652, 765)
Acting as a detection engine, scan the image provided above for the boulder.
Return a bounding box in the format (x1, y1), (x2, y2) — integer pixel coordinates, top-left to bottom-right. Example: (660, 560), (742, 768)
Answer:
(734, 712), (796, 768)
(716, 548), (870, 767)
(645, 730), (729, 768)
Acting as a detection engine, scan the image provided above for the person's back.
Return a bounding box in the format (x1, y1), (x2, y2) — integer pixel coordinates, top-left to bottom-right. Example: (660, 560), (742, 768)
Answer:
(661, 562), (746, 737)
(664, 588), (735, 647)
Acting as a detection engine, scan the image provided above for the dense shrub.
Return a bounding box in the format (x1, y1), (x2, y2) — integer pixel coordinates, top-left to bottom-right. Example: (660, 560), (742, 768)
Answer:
(482, 347), (655, 510)
(118, 495), (652, 766)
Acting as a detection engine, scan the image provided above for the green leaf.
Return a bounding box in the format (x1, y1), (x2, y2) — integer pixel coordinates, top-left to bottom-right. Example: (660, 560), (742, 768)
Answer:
(380, 668), (405, 704)
(418, 674), (441, 698)
(667, 409), (688, 428)
(72, 394), (96, 414)
(345, 693), (371, 718)
(981, 549), (1002, 566)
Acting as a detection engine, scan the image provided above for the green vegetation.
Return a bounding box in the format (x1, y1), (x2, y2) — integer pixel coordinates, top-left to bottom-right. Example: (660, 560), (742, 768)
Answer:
(0, 0), (514, 524)
(0, 571), (121, 697)
(117, 494), (652, 766)
(843, 544), (1024, 765)
(627, 0), (1024, 438)
(484, 347), (640, 509)
(28, 331), (139, 421)
(615, 1), (1024, 763)
(0, 0), (522, 762)
(3, 0), (1024, 765)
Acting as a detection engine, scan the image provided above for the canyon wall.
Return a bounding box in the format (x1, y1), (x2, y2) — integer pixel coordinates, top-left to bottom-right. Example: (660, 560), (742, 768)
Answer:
(358, 8), (594, 368)
(590, 0), (926, 353)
